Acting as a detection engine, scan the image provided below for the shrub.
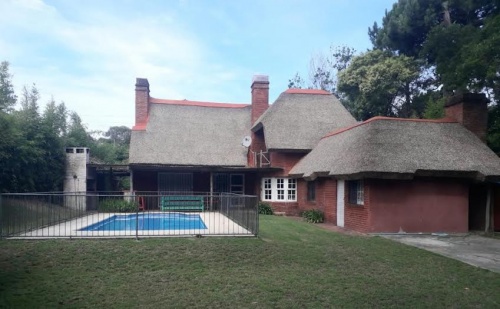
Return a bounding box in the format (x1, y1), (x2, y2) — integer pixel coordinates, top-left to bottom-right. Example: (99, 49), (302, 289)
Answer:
(99, 199), (137, 212)
(302, 209), (324, 223)
(258, 202), (274, 215)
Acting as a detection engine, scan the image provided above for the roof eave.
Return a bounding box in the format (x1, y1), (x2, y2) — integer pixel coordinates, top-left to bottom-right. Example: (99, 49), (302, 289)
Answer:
(267, 148), (311, 153)
(251, 122), (263, 132)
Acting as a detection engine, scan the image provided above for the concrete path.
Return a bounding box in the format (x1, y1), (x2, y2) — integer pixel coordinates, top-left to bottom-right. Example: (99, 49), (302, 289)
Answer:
(381, 234), (500, 273)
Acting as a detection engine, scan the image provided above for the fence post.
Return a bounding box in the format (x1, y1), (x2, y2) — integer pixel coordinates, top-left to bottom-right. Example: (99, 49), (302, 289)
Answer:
(255, 196), (259, 236)
(135, 202), (139, 240)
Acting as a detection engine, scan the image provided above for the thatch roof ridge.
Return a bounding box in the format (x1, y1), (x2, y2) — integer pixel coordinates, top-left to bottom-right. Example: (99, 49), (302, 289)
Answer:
(149, 97), (249, 108)
(251, 91), (357, 150)
(290, 118), (500, 181)
(322, 116), (458, 140)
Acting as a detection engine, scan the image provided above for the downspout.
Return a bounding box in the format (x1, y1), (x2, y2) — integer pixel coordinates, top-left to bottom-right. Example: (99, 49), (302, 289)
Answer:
(210, 172), (213, 210)
(485, 185), (492, 233)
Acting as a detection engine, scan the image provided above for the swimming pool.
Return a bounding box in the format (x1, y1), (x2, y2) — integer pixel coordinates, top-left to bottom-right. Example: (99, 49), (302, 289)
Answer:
(79, 213), (207, 231)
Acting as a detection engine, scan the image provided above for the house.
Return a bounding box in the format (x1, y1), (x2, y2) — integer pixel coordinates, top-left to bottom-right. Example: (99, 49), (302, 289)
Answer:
(129, 77), (500, 233)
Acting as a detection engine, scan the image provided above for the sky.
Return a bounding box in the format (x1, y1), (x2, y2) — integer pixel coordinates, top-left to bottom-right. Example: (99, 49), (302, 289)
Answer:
(0, 0), (396, 131)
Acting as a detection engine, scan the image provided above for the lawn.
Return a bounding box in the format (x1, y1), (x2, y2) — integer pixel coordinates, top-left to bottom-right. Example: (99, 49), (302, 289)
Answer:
(1, 216), (499, 308)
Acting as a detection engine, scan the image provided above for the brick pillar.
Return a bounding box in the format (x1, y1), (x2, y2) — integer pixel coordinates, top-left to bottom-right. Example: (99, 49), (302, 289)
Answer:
(445, 93), (489, 142)
(135, 78), (150, 126)
(251, 75), (269, 124)
(249, 75), (269, 167)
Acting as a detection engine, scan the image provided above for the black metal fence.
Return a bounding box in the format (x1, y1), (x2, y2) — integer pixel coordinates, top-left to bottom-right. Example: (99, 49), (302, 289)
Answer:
(0, 192), (258, 238)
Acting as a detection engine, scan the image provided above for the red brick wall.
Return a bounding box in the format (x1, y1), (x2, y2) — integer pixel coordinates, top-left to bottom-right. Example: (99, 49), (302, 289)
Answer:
(270, 201), (300, 215)
(297, 178), (337, 223)
(445, 99), (488, 142)
(368, 178), (469, 233)
(269, 152), (306, 176)
(135, 79), (149, 126)
(248, 77), (269, 168)
(249, 130), (267, 167)
(344, 180), (371, 233)
(251, 80), (269, 125)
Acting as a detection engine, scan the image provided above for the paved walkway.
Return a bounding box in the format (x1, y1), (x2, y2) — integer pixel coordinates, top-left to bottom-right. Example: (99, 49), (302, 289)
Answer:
(382, 234), (500, 273)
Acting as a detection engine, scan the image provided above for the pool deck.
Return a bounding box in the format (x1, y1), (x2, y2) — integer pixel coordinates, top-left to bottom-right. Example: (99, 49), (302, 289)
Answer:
(11, 212), (255, 239)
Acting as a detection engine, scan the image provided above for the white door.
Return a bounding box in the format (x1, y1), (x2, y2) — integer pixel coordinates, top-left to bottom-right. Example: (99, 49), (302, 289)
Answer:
(337, 180), (345, 227)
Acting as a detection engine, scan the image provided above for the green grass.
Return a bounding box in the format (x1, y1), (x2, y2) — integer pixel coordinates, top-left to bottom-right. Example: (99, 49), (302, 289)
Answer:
(1, 216), (499, 308)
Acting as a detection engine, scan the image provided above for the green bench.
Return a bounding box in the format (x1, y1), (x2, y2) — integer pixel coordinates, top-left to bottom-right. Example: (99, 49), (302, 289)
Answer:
(160, 196), (204, 212)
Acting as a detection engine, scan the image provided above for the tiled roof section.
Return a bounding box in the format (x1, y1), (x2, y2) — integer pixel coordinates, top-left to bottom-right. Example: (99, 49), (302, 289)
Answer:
(290, 118), (500, 181)
(285, 88), (331, 95)
(149, 97), (249, 108)
(322, 116), (458, 139)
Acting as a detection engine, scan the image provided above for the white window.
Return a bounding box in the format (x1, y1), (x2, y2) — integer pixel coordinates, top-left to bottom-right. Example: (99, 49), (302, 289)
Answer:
(261, 178), (297, 202)
(263, 178), (272, 200)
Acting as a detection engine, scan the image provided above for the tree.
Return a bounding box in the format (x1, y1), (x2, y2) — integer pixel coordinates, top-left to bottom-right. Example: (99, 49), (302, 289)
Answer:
(423, 13), (500, 98)
(66, 111), (93, 148)
(288, 45), (356, 97)
(369, 0), (500, 100)
(104, 126), (131, 146)
(0, 60), (134, 192)
(0, 61), (16, 112)
(337, 50), (421, 120)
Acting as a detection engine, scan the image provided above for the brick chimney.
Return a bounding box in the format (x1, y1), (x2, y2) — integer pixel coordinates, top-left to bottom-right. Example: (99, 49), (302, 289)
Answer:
(445, 93), (489, 142)
(251, 75), (269, 124)
(135, 78), (150, 126)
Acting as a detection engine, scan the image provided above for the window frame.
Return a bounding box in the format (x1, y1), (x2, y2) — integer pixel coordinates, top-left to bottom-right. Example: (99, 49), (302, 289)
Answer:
(348, 180), (364, 205)
(307, 181), (316, 202)
(261, 178), (297, 202)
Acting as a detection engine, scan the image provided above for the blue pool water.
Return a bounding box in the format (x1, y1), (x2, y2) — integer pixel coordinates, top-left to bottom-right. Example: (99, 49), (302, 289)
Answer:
(80, 213), (207, 231)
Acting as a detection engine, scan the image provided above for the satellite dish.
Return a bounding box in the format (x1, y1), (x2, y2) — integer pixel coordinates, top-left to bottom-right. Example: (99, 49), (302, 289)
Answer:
(242, 136), (252, 147)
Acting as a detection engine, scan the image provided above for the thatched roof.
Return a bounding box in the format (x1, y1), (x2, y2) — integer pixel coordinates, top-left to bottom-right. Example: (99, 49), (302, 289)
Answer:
(289, 117), (500, 181)
(129, 100), (251, 166)
(251, 89), (357, 151)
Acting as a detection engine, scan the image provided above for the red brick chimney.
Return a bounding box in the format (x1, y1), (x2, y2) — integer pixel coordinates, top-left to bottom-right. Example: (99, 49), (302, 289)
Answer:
(445, 93), (489, 142)
(251, 75), (269, 124)
(135, 78), (150, 126)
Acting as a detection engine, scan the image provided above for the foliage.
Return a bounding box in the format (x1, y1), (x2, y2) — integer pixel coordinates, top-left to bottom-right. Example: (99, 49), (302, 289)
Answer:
(1, 216), (499, 307)
(104, 125), (131, 145)
(337, 50), (421, 120)
(0, 60), (132, 192)
(370, 0), (500, 98)
(487, 104), (500, 154)
(301, 209), (324, 223)
(99, 198), (137, 212)
(423, 95), (445, 119)
(0, 61), (16, 112)
(288, 45), (356, 98)
(258, 202), (274, 215)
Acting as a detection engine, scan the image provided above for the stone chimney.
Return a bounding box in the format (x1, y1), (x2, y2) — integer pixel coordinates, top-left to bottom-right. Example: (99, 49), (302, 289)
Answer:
(135, 78), (150, 126)
(251, 75), (269, 124)
(445, 93), (489, 142)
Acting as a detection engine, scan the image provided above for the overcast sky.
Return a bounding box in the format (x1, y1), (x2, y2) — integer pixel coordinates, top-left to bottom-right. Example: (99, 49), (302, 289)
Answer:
(1, 0), (395, 131)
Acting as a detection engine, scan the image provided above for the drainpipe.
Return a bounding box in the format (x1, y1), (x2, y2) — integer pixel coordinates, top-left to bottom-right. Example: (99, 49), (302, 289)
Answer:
(210, 172), (213, 210)
(485, 185), (492, 233)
